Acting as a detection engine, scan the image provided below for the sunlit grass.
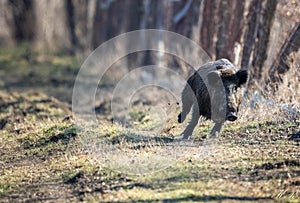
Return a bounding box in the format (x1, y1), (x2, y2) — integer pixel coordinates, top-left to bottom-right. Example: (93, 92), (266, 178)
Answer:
(0, 45), (299, 202)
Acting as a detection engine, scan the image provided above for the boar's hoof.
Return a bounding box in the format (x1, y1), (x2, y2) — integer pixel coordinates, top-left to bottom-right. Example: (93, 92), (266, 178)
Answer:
(209, 132), (218, 138)
(182, 132), (191, 139)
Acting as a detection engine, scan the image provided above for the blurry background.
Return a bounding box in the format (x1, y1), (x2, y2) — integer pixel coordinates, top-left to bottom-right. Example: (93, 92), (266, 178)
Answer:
(0, 0), (299, 104)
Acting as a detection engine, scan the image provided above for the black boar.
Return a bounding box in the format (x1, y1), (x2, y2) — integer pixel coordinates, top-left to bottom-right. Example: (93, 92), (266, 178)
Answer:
(178, 58), (248, 139)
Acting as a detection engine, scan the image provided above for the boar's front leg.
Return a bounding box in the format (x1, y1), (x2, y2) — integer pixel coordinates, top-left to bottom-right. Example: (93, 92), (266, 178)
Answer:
(210, 122), (224, 137)
(182, 104), (200, 139)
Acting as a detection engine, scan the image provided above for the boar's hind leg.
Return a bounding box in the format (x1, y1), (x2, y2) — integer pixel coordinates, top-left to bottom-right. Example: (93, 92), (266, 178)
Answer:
(210, 122), (223, 137)
(182, 104), (200, 139)
(178, 86), (194, 123)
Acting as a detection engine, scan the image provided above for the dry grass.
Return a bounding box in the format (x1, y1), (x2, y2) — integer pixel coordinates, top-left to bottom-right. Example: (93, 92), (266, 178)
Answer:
(0, 45), (299, 202)
(1, 88), (299, 202)
(240, 49), (300, 124)
(276, 50), (300, 104)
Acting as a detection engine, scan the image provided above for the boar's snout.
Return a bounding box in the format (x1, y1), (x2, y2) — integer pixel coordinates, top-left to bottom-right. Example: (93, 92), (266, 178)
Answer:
(226, 112), (237, 121)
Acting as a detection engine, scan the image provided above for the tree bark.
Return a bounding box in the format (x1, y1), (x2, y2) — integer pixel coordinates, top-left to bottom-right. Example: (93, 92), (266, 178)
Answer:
(92, 0), (143, 49)
(252, 0), (277, 79)
(269, 23), (300, 83)
(200, 0), (218, 58)
(241, 0), (262, 70)
(8, 0), (35, 42)
(216, 0), (245, 62)
(71, 0), (96, 54)
(0, 0), (34, 45)
(34, 0), (73, 53)
(0, 0), (14, 45)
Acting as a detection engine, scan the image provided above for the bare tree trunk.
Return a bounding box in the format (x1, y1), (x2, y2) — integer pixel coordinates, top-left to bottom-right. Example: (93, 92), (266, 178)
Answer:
(71, 0), (96, 54)
(92, 0), (143, 48)
(8, 0), (35, 42)
(192, 0), (204, 44)
(0, 0), (14, 45)
(269, 23), (300, 83)
(241, 0), (262, 70)
(216, 0), (231, 60)
(66, 0), (77, 47)
(172, 0), (201, 39)
(241, 0), (277, 83)
(252, 0), (278, 79)
(215, 0), (245, 62)
(91, 0), (107, 49)
(200, 0), (218, 58)
(0, 0), (34, 45)
(34, 0), (73, 53)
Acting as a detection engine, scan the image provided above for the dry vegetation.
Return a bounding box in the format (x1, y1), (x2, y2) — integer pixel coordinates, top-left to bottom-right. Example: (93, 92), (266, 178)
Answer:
(0, 45), (299, 203)
(0, 0), (299, 202)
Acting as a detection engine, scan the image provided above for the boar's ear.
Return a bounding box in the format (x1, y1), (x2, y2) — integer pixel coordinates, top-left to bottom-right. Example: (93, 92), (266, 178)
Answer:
(207, 71), (222, 86)
(236, 70), (248, 86)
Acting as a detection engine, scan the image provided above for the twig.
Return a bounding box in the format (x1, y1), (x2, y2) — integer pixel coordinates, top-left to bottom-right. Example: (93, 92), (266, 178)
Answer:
(173, 0), (193, 24)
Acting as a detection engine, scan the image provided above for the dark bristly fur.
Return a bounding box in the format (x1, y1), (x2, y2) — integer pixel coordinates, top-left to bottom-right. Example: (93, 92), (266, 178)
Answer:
(178, 58), (248, 139)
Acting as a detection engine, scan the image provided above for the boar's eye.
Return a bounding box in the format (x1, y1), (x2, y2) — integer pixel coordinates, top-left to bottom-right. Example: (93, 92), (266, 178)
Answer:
(230, 84), (238, 93)
(234, 85), (238, 91)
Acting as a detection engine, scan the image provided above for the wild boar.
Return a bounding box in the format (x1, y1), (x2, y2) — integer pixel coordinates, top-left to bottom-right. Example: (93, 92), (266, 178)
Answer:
(178, 58), (248, 138)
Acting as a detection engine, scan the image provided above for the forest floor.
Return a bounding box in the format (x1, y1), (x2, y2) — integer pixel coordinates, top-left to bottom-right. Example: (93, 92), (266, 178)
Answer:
(0, 46), (299, 202)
